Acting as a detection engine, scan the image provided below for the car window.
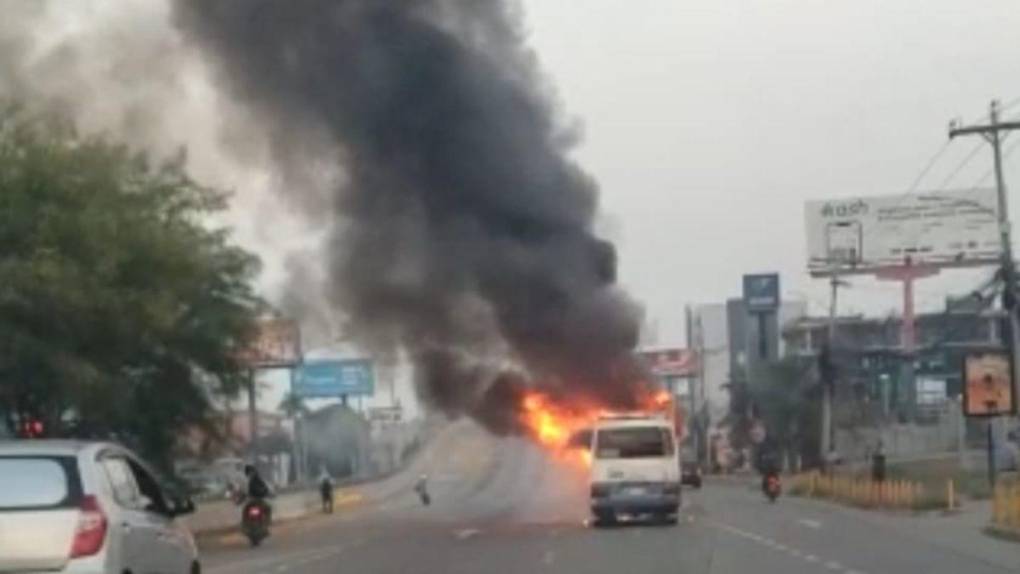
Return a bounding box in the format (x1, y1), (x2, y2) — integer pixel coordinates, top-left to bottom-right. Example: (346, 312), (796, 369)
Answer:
(0, 457), (72, 509)
(125, 458), (170, 515)
(596, 427), (674, 459)
(101, 457), (142, 508)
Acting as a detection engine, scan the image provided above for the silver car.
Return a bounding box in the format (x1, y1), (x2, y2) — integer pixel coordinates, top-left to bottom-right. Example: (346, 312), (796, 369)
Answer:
(0, 440), (200, 574)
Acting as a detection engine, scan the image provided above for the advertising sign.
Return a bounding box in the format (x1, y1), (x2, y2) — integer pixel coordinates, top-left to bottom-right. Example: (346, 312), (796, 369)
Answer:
(804, 190), (1000, 275)
(962, 352), (1016, 417)
(743, 273), (781, 312)
(638, 349), (699, 378)
(236, 319), (302, 368)
(368, 406), (403, 423)
(294, 359), (375, 398)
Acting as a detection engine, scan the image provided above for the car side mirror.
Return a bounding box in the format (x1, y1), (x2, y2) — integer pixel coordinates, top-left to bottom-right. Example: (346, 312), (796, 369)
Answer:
(171, 496), (196, 517)
(137, 494), (156, 513)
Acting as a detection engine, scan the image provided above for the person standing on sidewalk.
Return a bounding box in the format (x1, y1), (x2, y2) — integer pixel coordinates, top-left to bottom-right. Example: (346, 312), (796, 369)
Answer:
(318, 467), (335, 514)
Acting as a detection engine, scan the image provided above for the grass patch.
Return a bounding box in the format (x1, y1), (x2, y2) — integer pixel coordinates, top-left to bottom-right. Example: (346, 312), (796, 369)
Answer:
(885, 457), (992, 500)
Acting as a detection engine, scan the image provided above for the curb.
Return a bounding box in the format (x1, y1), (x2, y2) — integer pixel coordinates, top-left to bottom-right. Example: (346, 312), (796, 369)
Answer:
(201, 489), (368, 546)
(983, 524), (1020, 544)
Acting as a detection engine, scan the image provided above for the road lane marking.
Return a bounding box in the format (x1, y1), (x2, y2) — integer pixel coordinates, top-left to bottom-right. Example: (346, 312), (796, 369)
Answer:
(207, 548), (325, 573)
(710, 521), (871, 574)
(798, 518), (822, 529)
(455, 528), (481, 540)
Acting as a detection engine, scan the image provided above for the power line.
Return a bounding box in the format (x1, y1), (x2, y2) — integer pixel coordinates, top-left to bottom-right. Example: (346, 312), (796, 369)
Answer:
(905, 140), (954, 194)
(934, 140), (986, 190)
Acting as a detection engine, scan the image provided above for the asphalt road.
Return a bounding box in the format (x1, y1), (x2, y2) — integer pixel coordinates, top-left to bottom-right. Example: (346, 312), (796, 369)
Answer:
(200, 423), (1019, 574)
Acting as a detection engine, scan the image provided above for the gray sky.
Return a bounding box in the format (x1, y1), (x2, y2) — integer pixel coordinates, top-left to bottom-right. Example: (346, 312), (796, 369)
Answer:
(521, 0), (1020, 344)
(8, 0), (1020, 349)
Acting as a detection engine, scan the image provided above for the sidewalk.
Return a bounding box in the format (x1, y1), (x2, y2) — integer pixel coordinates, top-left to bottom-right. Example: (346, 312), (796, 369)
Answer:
(793, 495), (1020, 571)
(709, 475), (1019, 570)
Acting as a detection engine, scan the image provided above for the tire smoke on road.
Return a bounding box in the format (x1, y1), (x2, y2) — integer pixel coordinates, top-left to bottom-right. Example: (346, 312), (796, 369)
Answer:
(170, 0), (647, 433)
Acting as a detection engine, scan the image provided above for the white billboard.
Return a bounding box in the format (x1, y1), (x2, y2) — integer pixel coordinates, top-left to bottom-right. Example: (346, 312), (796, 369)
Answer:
(804, 189), (1001, 275)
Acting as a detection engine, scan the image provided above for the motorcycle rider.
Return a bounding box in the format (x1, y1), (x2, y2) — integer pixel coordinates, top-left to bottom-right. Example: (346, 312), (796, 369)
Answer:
(243, 464), (273, 520)
(756, 446), (782, 499)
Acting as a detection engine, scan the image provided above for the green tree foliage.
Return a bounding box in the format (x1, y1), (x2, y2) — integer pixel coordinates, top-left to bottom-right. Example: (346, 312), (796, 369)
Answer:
(726, 357), (821, 469)
(0, 106), (262, 466)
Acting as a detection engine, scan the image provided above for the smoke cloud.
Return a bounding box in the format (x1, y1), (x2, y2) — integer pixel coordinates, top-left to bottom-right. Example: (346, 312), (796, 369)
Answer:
(163, 1), (647, 431)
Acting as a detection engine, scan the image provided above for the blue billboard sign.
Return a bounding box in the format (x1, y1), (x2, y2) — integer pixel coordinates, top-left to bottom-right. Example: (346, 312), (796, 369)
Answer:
(294, 359), (375, 398)
(742, 273), (781, 313)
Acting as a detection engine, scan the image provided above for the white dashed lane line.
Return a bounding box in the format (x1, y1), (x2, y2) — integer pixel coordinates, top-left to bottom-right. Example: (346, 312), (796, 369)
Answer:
(712, 521), (867, 574)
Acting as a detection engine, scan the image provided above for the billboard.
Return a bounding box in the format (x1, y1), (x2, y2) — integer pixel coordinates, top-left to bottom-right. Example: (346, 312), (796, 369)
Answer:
(294, 359), (375, 398)
(962, 352), (1016, 417)
(236, 319), (302, 368)
(804, 190), (1000, 275)
(743, 273), (781, 312)
(639, 349), (698, 378)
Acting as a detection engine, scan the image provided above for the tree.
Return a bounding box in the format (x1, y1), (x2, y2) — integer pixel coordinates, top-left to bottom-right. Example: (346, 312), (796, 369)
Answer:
(0, 106), (262, 468)
(725, 357), (821, 470)
(278, 392), (309, 419)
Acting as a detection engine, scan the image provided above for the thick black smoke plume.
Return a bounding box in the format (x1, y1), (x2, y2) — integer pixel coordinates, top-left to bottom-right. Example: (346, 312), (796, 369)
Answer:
(173, 0), (645, 431)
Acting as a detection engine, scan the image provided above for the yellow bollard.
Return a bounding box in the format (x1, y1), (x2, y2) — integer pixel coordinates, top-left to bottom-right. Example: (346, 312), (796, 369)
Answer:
(947, 479), (955, 511)
(993, 485), (1006, 525)
(1007, 483), (1015, 526)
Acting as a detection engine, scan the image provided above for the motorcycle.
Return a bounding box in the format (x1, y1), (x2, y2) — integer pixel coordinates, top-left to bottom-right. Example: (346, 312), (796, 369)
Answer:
(763, 473), (781, 503)
(239, 498), (272, 547)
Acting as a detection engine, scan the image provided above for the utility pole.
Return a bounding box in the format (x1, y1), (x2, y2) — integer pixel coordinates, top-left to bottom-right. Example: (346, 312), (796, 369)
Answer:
(247, 369), (259, 463)
(950, 100), (1020, 482)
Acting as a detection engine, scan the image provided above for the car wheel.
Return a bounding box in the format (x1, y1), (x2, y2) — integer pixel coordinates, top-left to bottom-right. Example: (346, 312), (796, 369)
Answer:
(592, 510), (616, 528)
(660, 513), (679, 526)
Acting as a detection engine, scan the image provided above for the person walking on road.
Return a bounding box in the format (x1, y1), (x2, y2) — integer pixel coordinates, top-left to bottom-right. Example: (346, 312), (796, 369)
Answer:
(318, 467), (335, 514)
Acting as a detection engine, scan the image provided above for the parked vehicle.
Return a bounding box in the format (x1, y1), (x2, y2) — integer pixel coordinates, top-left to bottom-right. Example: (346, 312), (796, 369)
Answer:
(0, 440), (200, 573)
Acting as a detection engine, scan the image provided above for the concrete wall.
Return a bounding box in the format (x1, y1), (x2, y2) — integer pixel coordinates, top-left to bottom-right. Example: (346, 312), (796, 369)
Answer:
(183, 489), (321, 533)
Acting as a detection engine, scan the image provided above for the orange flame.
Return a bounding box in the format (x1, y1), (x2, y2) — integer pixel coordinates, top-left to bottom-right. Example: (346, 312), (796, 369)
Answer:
(518, 391), (602, 468)
(517, 386), (680, 468)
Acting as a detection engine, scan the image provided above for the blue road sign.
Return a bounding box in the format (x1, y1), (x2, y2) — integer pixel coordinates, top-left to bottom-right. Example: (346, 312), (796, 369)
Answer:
(294, 359), (375, 398)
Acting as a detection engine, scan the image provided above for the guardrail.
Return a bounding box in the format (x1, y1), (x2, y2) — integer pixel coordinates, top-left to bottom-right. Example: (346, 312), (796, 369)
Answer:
(788, 471), (954, 511)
